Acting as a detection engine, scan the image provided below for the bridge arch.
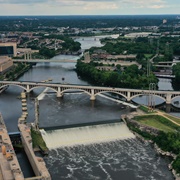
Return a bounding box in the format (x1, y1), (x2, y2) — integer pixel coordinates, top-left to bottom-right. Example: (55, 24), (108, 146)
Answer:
(29, 86), (58, 93)
(171, 95), (180, 102)
(130, 93), (166, 103)
(61, 88), (91, 96)
(94, 91), (127, 100)
(0, 84), (27, 92)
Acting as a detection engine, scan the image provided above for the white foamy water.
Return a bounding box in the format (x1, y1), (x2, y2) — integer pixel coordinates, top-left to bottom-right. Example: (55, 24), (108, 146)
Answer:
(40, 122), (135, 149)
(37, 87), (49, 100)
(98, 94), (138, 108)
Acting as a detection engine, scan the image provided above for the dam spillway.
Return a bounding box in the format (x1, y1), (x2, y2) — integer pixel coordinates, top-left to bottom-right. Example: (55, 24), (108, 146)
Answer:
(40, 122), (135, 149)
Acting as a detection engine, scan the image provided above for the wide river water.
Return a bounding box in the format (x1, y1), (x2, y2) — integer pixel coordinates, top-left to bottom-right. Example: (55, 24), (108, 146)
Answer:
(0, 35), (178, 179)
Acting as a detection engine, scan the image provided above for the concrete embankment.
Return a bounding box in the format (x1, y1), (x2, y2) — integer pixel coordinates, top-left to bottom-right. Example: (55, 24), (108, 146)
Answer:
(19, 92), (51, 180)
(0, 113), (24, 180)
(18, 124), (51, 179)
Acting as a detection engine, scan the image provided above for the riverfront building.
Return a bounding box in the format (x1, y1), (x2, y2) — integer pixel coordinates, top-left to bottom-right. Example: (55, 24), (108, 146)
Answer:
(0, 56), (13, 74)
(0, 42), (17, 57)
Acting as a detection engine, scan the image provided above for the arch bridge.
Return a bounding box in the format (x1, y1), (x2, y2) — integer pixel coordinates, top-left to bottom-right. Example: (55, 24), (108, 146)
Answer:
(0, 81), (180, 104)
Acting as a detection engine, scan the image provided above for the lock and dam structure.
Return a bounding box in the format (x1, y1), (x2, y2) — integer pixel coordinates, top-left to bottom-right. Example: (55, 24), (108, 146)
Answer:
(0, 91), (51, 180)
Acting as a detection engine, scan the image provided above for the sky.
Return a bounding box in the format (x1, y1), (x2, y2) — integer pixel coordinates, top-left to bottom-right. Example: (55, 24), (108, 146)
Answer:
(0, 0), (180, 16)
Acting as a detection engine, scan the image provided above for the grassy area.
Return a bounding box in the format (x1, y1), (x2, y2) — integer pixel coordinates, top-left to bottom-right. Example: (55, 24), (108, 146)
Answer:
(163, 114), (180, 125)
(134, 115), (180, 133)
(31, 128), (48, 152)
(139, 105), (156, 114)
(144, 54), (153, 58)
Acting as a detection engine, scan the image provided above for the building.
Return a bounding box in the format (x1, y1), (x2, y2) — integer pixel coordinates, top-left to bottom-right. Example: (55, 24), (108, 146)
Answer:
(163, 19), (167, 24)
(106, 54), (137, 60)
(17, 48), (39, 57)
(0, 42), (17, 57)
(0, 56), (13, 74)
(124, 32), (151, 38)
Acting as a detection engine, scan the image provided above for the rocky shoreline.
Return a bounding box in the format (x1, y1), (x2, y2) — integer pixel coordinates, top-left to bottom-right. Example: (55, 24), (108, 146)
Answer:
(122, 115), (180, 180)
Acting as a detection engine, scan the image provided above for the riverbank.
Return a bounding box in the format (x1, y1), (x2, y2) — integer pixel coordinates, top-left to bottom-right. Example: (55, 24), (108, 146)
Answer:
(1, 64), (50, 153)
(2, 63), (33, 81)
(0, 63), (33, 94)
(121, 108), (180, 180)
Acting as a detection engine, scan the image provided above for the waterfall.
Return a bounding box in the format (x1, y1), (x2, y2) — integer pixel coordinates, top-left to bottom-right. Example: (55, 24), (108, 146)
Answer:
(40, 122), (135, 149)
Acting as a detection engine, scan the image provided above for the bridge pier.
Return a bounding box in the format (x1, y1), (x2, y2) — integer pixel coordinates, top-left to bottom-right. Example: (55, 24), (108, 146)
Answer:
(57, 87), (63, 98)
(166, 94), (172, 104)
(24, 51), (32, 60)
(57, 92), (63, 98)
(26, 85), (30, 93)
(166, 104), (171, 113)
(90, 89), (96, 101)
(90, 95), (96, 101)
(127, 91), (131, 102)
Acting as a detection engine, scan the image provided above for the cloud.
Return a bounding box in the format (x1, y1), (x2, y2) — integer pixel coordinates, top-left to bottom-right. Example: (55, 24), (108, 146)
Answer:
(0, 0), (49, 4)
(149, 5), (166, 9)
(52, 0), (168, 10)
(52, 0), (119, 10)
(84, 2), (118, 10)
(0, 0), (169, 9)
(0, 0), (177, 15)
(121, 0), (167, 8)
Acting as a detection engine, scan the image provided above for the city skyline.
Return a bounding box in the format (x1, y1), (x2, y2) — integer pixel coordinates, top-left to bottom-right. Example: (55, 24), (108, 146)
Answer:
(0, 0), (180, 16)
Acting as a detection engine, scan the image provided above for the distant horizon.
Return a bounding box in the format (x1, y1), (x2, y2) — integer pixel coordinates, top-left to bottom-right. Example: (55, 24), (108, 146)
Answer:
(0, 0), (179, 16)
(0, 14), (180, 17)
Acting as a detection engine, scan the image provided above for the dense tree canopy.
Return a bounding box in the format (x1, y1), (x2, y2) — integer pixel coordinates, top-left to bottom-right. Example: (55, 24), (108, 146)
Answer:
(0, 15), (178, 31)
(172, 63), (180, 83)
(76, 61), (157, 89)
(102, 41), (155, 55)
(39, 47), (55, 58)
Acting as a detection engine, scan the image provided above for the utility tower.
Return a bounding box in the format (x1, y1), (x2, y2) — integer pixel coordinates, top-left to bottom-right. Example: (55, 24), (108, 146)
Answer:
(146, 56), (156, 110)
(55, 40), (58, 50)
(148, 83), (156, 111)
(147, 59), (151, 77)
(34, 98), (39, 130)
(156, 39), (160, 55)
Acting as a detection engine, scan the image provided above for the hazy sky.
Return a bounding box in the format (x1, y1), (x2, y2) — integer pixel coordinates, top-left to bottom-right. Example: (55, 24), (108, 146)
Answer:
(0, 0), (179, 15)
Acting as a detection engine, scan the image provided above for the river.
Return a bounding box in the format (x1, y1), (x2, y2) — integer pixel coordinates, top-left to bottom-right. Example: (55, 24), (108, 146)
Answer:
(0, 35), (177, 179)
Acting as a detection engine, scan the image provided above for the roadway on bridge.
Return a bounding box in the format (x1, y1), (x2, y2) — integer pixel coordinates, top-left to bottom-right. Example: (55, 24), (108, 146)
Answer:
(13, 59), (77, 63)
(1, 80), (180, 105)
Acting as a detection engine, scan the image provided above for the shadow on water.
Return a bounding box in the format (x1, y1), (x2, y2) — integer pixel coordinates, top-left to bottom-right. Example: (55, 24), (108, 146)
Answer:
(157, 103), (180, 113)
(16, 149), (35, 178)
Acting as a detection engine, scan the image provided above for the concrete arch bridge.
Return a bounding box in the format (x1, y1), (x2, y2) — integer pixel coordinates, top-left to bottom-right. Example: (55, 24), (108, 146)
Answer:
(0, 81), (180, 105)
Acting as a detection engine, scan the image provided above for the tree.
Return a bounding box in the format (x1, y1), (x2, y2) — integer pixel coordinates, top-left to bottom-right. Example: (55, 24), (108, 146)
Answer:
(39, 47), (55, 58)
(172, 63), (180, 83)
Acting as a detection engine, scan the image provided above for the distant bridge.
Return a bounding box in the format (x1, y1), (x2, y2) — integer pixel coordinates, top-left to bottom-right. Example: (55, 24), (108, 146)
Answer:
(154, 73), (175, 79)
(154, 60), (180, 68)
(1, 81), (180, 104)
(13, 59), (77, 63)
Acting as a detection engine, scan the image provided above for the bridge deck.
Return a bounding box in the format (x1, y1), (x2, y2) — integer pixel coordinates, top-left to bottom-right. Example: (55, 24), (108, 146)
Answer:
(0, 80), (180, 93)
(1, 80), (180, 104)
(13, 59), (77, 63)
